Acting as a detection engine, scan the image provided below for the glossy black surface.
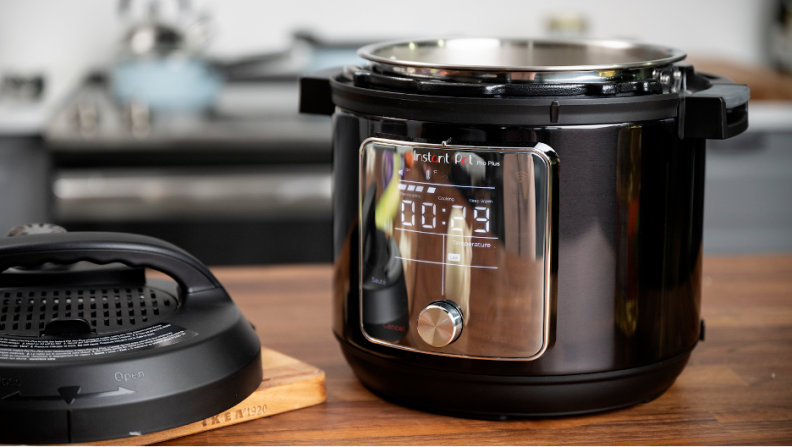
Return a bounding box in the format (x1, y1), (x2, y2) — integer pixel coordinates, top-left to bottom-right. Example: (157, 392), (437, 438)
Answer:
(333, 110), (704, 376)
(339, 335), (694, 418)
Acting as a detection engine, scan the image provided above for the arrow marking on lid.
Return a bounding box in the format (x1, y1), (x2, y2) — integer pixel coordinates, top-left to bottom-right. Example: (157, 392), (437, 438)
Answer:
(2, 386), (134, 404)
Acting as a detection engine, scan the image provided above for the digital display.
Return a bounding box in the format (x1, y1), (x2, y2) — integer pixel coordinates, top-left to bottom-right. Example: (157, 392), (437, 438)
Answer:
(394, 181), (497, 270)
(359, 138), (556, 360)
(397, 182), (492, 234)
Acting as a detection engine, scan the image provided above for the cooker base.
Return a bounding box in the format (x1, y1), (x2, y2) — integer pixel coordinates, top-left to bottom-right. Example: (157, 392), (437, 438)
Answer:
(339, 339), (695, 419)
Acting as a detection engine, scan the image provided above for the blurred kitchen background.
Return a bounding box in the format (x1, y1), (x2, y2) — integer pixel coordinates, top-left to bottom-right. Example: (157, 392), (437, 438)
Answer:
(0, 0), (790, 265)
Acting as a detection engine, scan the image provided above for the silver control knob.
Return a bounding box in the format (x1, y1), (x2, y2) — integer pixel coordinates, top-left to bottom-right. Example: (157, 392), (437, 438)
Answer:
(416, 300), (463, 347)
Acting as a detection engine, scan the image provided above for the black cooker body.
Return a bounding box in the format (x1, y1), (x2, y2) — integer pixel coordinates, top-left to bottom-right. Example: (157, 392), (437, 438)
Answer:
(300, 41), (749, 418)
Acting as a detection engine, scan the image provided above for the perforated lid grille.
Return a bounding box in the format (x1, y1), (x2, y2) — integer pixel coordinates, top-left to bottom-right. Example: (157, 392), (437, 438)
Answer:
(0, 285), (178, 337)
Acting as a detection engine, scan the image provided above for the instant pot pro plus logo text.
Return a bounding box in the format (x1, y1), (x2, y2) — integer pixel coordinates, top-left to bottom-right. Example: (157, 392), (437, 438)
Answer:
(413, 151), (450, 164)
(412, 150), (499, 166)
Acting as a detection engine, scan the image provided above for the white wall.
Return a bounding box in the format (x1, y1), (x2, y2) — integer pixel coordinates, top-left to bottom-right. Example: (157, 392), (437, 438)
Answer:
(207, 0), (775, 63)
(0, 0), (776, 131)
(0, 0), (118, 132)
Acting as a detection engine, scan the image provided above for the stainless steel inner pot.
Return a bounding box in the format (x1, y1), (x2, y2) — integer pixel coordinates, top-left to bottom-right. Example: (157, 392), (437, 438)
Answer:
(357, 38), (687, 84)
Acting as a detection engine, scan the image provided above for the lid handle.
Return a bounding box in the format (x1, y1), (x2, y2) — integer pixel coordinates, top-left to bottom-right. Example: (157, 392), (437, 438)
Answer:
(0, 232), (221, 295)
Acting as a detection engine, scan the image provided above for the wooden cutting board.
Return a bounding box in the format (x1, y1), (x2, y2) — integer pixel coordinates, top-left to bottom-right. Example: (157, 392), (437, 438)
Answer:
(85, 348), (326, 446)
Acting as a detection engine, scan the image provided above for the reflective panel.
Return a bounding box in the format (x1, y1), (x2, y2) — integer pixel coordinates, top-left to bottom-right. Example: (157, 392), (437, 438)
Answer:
(358, 138), (557, 360)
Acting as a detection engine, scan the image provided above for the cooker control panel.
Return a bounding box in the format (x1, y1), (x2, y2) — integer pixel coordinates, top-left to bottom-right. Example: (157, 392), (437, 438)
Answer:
(359, 138), (557, 360)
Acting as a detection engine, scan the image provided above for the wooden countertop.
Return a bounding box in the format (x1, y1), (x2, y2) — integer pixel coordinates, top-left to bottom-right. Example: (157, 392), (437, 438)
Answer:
(689, 59), (792, 102)
(161, 256), (792, 445)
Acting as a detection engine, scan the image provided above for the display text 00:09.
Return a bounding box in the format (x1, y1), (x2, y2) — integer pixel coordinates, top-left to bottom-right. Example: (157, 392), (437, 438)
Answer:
(400, 200), (490, 234)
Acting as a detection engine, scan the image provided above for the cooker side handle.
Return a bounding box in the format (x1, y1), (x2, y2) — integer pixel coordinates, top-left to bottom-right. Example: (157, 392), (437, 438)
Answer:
(678, 73), (750, 140)
(299, 67), (340, 116)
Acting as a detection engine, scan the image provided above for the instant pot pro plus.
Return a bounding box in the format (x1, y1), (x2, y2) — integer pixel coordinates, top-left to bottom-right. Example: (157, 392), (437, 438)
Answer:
(299, 38), (749, 418)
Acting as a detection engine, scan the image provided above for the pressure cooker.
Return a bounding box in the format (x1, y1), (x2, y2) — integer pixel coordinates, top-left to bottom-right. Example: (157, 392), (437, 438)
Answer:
(299, 38), (749, 418)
